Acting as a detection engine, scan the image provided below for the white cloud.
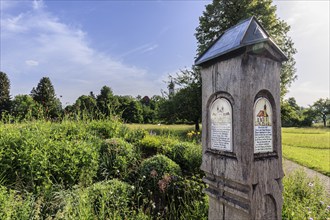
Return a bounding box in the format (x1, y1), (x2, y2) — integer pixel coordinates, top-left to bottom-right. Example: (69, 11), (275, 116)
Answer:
(25, 60), (39, 66)
(0, 1), (164, 105)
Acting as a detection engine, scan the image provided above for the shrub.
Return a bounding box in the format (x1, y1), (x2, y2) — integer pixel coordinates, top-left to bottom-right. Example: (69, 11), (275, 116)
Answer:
(0, 121), (102, 192)
(51, 180), (149, 219)
(86, 119), (123, 139)
(0, 186), (33, 219)
(166, 142), (202, 174)
(282, 170), (330, 219)
(163, 175), (208, 219)
(138, 155), (181, 192)
(98, 138), (141, 180)
(138, 135), (175, 157)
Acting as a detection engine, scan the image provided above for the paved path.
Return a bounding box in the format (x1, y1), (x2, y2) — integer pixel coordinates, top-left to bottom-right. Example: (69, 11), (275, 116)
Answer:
(283, 159), (330, 195)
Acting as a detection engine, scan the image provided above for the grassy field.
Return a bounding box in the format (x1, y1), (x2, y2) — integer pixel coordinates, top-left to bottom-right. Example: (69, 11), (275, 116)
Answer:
(129, 124), (330, 176)
(1, 121), (329, 219)
(282, 127), (330, 176)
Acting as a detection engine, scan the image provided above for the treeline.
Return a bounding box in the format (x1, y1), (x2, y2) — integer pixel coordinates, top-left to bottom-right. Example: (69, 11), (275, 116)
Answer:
(281, 97), (330, 127)
(0, 72), (166, 123)
(1, 71), (329, 127)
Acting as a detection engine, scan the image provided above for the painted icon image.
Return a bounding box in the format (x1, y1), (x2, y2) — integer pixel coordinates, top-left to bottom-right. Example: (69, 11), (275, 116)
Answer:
(210, 98), (232, 151)
(254, 97), (273, 153)
(254, 98), (272, 126)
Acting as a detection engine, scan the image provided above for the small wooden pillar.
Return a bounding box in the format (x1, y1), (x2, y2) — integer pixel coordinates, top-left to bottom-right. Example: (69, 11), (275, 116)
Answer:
(195, 17), (287, 220)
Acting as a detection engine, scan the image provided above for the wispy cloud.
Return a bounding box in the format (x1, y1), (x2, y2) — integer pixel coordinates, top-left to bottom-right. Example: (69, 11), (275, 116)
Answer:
(0, 0), (164, 105)
(119, 43), (159, 58)
(25, 60), (39, 66)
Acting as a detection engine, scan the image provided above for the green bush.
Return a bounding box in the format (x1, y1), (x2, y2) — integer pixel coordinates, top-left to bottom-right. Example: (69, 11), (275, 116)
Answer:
(138, 135), (202, 174)
(86, 119), (123, 139)
(138, 135), (174, 157)
(282, 170), (330, 219)
(0, 186), (33, 220)
(98, 138), (141, 180)
(50, 180), (149, 219)
(166, 142), (202, 174)
(0, 121), (102, 192)
(163, 175), (208, 219)
(138, 155), (181, 192)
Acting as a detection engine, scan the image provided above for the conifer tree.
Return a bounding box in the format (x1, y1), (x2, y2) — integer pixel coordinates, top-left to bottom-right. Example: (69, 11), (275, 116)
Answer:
(31, 77), (62, 118)
(0, 71), (11, 116)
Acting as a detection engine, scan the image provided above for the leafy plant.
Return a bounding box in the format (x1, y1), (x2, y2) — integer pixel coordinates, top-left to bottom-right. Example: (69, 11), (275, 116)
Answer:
(282, 170), (330, 219)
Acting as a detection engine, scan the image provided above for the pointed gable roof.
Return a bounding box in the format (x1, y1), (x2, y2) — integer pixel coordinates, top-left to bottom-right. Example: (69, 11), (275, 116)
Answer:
(195, 17), (287, 66)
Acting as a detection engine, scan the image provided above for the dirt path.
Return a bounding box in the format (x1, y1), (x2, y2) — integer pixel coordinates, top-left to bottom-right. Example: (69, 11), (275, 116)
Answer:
(283, 159), (330, 195)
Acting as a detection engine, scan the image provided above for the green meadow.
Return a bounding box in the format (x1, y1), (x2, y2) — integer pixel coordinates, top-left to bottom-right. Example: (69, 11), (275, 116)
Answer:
(282, 127), (330, 176)
(0, 121), (329, 219)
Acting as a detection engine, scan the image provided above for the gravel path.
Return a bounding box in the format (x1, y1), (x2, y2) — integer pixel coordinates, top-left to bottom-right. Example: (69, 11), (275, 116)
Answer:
(283, 159), (330, 195)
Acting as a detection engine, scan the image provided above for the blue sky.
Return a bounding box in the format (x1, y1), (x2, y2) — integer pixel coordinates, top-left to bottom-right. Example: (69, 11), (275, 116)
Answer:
(1, 0), (329, 106)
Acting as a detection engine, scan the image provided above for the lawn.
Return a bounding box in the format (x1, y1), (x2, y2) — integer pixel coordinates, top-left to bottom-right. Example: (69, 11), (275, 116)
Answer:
(282, 127), (330, 176)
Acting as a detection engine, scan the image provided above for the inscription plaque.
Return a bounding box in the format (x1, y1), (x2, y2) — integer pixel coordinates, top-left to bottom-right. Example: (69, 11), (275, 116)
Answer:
(210, 98), (232, 151)
(254, 97), (273, 153)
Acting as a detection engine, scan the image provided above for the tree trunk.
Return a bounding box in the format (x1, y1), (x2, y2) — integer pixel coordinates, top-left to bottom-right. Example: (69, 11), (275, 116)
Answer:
(195, 119), (200, 131)
(323, 115), (327, 127)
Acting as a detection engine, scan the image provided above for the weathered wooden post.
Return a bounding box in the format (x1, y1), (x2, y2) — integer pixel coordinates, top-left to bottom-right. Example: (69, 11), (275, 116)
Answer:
(195, 17), (287, 220)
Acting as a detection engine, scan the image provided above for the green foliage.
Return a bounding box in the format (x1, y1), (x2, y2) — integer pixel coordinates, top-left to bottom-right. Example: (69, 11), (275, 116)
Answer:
(117, 95), (143, 123)
(1, 120), (329, 219)
(138, 155), (181, 196)
(96, 86), (118, 117)
(51, 180), (146, 219)
(138, 135), (174, 157)
(160, 69), (202, 131)
(98, 138), (141, 180)
(0, 71), (11, 117)
(0, 121), (110, 192)
(281, 97), (330, 127)
(282, 170), (330, 219)
(0, 186), (33, 220)
(30, 77), (62, 119)
(11, 94), (43, 121)
(310, 98), (330, 127)
(195, 0), (297, 96)
(138, 134), (202, 174)
(72, 94), (97, 119)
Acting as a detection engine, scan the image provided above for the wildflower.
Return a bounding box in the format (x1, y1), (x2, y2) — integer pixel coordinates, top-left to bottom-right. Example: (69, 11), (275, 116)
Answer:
(152, 202), (156, 209)
(142, 175), (146, 179)
(131, 186), (135, 190)
(320, 201), (325, 205)
(308, 182), (314, 187)
(309, 218), (313, 220)
(327, 205), (330, 210)
(150, 169), (158, 178)
(158, 179), (167, 192)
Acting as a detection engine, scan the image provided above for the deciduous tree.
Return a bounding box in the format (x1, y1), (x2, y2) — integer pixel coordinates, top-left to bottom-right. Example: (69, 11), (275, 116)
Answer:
(195, 0), (297, 96)
(310, 98), (330, 127)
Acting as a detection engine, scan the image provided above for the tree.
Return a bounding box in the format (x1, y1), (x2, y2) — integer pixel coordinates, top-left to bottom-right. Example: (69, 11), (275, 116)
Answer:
(116, 96), (143, 123)
(73, 94), (97, 119)
(160, 69), (202, 131)
(310, 98), (330, 127)
(96, 86), (118, 117)
(11, 95), (41, 121)
(281, 97), (301, 127)
(195, 0), (297, 97)
(0, 71), (11, 117)
(31, 77), (62, 118)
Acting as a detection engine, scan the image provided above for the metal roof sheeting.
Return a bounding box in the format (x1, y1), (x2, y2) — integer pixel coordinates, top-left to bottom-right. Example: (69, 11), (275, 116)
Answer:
(195, 17), (287, 66)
